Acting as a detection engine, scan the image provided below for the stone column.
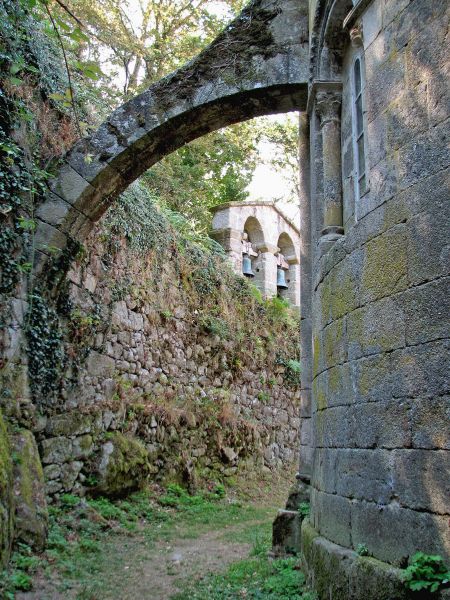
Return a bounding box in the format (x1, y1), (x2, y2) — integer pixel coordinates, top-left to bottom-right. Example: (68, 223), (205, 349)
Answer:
(315, 89), (344, 252)
(210, 227), (243, 272)
(284, 259), (300, 308)
(254, 243), (279, 298)
(298, 112), (313, 484)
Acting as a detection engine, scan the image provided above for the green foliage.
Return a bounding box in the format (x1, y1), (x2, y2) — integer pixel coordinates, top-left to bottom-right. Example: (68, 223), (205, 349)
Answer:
(147, 123), (258, 232)
(173, 554), (313, 600)
(257, 391), (270, 404)
(158, 483), (228, 510)
(0, 543), (39, 598)
(266, 296), (298, 328)
(199, 314), (230, 339)
(403, 553), (450, 594)
(356, 543), (369, 557)
(298, 502), (310, 519)
(276, 355), (301, 387)
(103, 182), (172, 256)
(26, 291), (64, 401)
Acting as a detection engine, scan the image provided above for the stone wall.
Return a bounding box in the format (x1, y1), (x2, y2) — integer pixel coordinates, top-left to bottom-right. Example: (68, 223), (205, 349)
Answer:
(306, 0), (450, 581)
(30, 199), (301, 498)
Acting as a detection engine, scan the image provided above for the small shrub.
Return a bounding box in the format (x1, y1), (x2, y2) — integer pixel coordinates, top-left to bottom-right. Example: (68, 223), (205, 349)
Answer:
(9, 571), (32, 591)
(298, 502), (310, 519)
(257, 391), (270, 404)
(199, 314), (230, 339)
(403, 553), (450, 594)
(356, 543), (369, 557)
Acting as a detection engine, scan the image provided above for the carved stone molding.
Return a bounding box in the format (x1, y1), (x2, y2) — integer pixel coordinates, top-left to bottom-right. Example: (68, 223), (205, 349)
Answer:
(315, 90), (342, 127)
(349, 24), (364, 48)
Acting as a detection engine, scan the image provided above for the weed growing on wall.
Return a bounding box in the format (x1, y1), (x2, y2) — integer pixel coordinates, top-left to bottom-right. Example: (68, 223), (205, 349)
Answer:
(403, 553), (450, 594)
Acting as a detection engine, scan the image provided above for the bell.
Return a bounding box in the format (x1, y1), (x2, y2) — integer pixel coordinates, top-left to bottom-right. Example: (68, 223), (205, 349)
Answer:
(277, 267), (288, 290)
(242, 254), (255, 277)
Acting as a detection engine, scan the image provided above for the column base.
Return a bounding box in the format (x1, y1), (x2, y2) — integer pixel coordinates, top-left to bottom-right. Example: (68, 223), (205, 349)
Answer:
(319, 228), (345, 255)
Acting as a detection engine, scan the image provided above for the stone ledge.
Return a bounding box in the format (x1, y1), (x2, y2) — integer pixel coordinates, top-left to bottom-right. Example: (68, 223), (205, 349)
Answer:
(300, 520), (449, 600)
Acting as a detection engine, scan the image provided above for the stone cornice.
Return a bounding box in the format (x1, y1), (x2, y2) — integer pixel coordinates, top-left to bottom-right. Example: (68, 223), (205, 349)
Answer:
(343, 0), (374, 31)
(210, 200), (301, 236)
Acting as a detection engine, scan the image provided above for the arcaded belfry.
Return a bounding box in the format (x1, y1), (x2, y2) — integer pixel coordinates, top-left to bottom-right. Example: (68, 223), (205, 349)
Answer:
(2, 1), (449, 598)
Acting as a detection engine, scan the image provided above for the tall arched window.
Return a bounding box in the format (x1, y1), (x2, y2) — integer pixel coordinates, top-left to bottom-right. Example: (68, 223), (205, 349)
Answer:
(352, 57), (367, 199)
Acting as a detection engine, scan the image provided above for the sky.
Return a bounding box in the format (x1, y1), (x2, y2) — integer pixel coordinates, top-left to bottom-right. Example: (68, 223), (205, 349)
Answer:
(246, 114), (300, 225)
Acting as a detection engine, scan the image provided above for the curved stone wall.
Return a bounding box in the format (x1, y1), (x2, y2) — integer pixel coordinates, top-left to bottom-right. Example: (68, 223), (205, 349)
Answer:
(306, 0), (450, 582)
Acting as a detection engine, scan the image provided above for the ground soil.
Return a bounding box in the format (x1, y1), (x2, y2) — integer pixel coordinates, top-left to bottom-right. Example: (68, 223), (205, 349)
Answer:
(16, 469), (295, 600)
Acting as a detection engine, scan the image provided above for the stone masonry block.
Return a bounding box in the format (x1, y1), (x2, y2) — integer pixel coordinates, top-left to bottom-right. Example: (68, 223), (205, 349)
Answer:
(350, 398), (412, 449)
(322, 317), (347, 372)
(327, 362), (354, 407)
(311, 488), (352, 548)
(400, 278), (450, 346)
(347, 296), (405, 360)
(49, 162), (94, 207)
(386, 83), (430, 153)
(361, 225), (408, 304)
(390, 0), (445, 57)
(397, 119), (450, 191)
(365, 48), (406, 122)
(350, 499), (449, 565)
(311, 447), (337, 495)
(318, 254), (360, 326)
(335, 449), (393, 505)
(352, 340), (450, 403)
(389, 340), (450, 399)
(391, 449), (450, 513)
(40, 437), (73, 465)
(314, 405), (353, 449)
(410, 396), (450, 450)
(34, 220), (68, 254)
(407, 209), (450, 287)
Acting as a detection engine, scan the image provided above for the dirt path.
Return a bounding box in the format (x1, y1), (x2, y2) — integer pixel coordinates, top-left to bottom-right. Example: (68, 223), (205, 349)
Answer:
(14, 471), (295, 600)
(101, 526), (253, 600)
(17, 519), (262, 600)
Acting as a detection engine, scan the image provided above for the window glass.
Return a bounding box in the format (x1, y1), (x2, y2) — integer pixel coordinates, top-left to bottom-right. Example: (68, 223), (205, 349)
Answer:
(354, 59), (361, 95)
(353, 57), (366, 198)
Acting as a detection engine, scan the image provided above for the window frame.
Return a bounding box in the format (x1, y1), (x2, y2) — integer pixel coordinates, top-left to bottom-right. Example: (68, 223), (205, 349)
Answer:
(351, 54), (369, 201)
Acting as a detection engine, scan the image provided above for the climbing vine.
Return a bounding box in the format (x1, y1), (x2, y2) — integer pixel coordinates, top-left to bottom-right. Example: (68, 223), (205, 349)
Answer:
(26, 291), (64, 401)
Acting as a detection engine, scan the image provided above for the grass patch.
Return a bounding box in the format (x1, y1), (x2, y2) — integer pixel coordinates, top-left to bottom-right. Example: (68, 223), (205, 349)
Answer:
(171, 552), (317, 600)
(0, 483), (279, 598)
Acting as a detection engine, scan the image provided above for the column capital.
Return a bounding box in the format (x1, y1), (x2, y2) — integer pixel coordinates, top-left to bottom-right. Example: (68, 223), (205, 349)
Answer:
(315, 90), (342, 127)
(255, 242), (279, 254)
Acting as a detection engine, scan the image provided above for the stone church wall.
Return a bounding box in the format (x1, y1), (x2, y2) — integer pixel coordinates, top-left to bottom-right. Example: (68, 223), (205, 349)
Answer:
(307, 0), (449, 576)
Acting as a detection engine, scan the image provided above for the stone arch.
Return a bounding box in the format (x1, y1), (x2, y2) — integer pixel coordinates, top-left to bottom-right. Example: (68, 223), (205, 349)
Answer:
(243, 216), (266, 248)
(311, 0), (355, 81)
(34, 0), (310, 272)
(276, 231), (299, 306)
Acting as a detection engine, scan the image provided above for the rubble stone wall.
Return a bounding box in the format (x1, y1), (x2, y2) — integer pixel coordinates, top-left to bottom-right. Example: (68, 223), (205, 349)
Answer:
(33, 217), (301, 498)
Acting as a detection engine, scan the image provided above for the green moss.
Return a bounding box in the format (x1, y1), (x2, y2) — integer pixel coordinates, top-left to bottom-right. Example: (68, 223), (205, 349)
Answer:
(16, 431), (44, 507)
(313, 335), (320, 377)
(323, 318), (344, 370)
(96, 432), (152, 498)
(328, 367), (340, 394)
(12, 430), (48, 551)
(0, 410), (14, 567)
(358, 353), (390, 397)
(0, 411), (12, 490)
(362, 228), (407, 302)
